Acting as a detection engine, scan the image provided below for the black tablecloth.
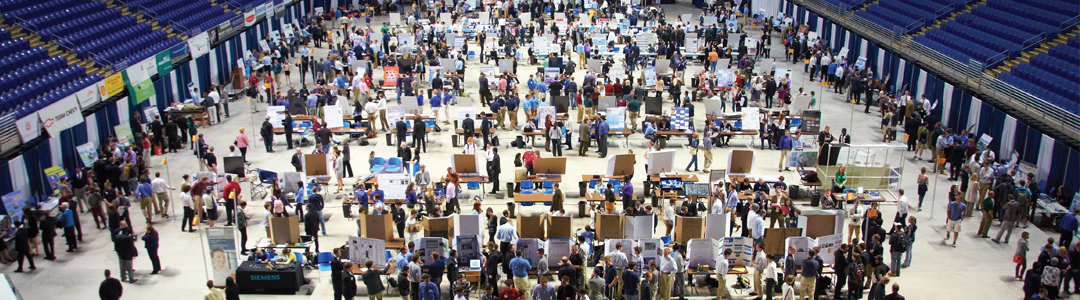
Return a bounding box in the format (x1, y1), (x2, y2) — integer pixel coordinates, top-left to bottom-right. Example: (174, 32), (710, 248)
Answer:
(236, 261), (305, 294)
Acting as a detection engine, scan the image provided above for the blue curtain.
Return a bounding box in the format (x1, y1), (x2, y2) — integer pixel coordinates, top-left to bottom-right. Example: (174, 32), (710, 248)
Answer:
(0, 162), (11, 200)
(1014, 121), (1029, 161)
(23, 142), (52, 197)
(946, 88), (964, 130)
(1048, 141), (1069, 187)
(807, 12), (818, 31)
(956, 93), (972, 129)
(154, 74), (169, 108)
(977, 102), (992, 136)
(95, 109), (111, 141)
(989, 110), (1006, 152)
(1024, 127), (1041, 163)
(196, 55), (211, 93)
(1065, 150), (1080, 191)
(246, 28), (258, 52)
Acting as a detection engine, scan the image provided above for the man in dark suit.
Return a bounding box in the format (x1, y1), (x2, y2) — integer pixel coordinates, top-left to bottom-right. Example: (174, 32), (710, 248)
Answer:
(838, 128), (851, 144)
(305, 204), (321, 253)
(488, 147), (501, 194)
(164, 117), (180, 153)
(481, 113), (493, 147)
(283, 113), (294, 149)
(291, 148), (304, 172)
(112, 221), (137, 283)
(484, 242), (503, 288)
(461, 114), (475, 143)
(342, 262), (358, 300)
(150, 116), (164, 150)
(423, 251), (446, 287)
(13, 221), (34, 272)
(332, 248), (345, 300)
(362, 260), (396, 299)
(261, 117), (275, 152)
(412, 112), (427, 152)
(393, 203), (406, 238)
(396, 118), (409, 147)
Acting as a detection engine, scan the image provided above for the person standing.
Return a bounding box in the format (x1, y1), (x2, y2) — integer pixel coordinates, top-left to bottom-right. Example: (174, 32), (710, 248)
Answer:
(141, 225), (161, 274)
(977, 191), (995, 238)
(597, 115), (610, 158)
(716, 249), (732, 300)
(1060, 209), (1079, 248)
(362, 260), (397, 300)
(658, 248), (676, 300)
(800, 249), (820, 300)
(99, 269), (124, 300)
(113, 221), (138, 283)
(944, 195), (966, 247)
(752, 244), (767, 297)
(40, 206), (57, 260)
(260, 117), (275, 153)
(510, 250), (533, 300)
(993, 195), (1021, 243)
(533, 276), (557, 300)
(578, 116), (592, 156)
(304, 204), (321, 253)
(236, 201), (249, 255)
(419, 274), (440, 300)
(888, 226), (907, 277)
(150, 172), (173, 219)
(488, 147), (502, 194)
(180, 185), (196, 232)
(59, 203), (77, 252)
(235, 128), (250, 161)
(12, 221), (34, 272)
(342, 262), (358, 300)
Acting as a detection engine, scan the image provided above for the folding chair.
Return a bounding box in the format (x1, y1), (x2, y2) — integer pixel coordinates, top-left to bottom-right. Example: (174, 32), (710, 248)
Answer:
(467, 180), (482, 200)
(251, 169), (277, 200)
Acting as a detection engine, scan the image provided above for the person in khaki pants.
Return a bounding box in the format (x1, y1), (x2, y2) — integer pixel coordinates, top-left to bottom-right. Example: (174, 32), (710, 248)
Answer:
(702, 133), (713, 172)
(657, 248), (676, 300)
(716, 249), (732, 300)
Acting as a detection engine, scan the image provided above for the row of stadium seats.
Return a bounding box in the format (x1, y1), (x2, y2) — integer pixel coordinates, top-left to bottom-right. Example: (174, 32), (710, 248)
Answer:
(998, 38), (1080, 114)
(9, 73), (104, 119)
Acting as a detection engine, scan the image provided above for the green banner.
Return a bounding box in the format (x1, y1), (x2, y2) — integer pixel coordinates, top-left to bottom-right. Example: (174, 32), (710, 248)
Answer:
(156, 50), (173, 75)
(129, 79), (155, 105)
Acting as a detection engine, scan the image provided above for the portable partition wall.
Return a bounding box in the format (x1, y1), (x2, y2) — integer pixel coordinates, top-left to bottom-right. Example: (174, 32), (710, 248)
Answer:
(779, 0), (1080, 193)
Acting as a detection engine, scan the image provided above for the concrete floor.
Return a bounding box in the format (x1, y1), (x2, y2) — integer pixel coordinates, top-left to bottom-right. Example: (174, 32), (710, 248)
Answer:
(2, 4), (1054, 300)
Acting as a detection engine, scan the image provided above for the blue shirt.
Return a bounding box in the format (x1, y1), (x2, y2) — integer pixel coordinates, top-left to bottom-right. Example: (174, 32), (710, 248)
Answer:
(505, 97), (519, 110)
(355, 189), (369, 206)
(442, 93), (453, 105)
(779, 135), (792, 150)
(59, 209), (74, 228)
(533, 283), (557, 300)
(419, 282), (440, 300)
(371, 189), (385, 203)
(947, 201), (966, 221)
(307, 94), (319, 107)
(430, 93), (442, 107)
(1062, 213), (1079, 232)
(598, 121), (609, 136)
(136, 182), (154, 198)
(801, 258), (820, 277)
(621, 271), (640, 295)
(509, 257), (532, 278)
(335, 76), (348, 89)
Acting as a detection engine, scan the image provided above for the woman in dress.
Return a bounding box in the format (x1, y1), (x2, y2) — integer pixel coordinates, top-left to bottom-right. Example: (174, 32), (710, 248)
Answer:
(917, 167), (930, 212)
(333, 147), (345, 193)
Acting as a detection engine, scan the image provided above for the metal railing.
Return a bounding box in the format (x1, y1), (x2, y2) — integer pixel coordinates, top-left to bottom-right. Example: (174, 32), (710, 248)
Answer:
(792, 0), (1080, 146)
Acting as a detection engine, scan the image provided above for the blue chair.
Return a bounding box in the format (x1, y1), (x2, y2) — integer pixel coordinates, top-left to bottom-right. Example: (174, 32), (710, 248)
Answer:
(543, 180), (554, 191)
(317, 252), (334, 271)
(588, 179), (599, 189)
(370, 157), (387, 173)
(521, 180), (534, 191)
(385, 157), (403, 173)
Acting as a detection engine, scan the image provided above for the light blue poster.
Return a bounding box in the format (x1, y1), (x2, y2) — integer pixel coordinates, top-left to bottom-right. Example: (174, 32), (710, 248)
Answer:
(854, 56), (867, 71)
(716, 69), (735, 87)
(644, 66), (657, 86)
(725, 18), (738, 32)
(606, 107), (626, 129)
(3, 190), (26, 221)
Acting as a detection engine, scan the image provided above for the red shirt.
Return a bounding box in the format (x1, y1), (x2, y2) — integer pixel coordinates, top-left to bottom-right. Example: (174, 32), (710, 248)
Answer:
(523, 151), (538, 167)
(222, 181), (242, 200)
(498, 287), (519, 300)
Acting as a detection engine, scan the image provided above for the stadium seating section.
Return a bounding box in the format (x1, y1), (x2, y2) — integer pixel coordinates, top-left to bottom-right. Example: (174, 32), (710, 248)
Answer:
(856, 0), (967, 34)
(998, 38), (1080, 114)
(125, 0), (238, 35)
(914, 0), (1077, 68)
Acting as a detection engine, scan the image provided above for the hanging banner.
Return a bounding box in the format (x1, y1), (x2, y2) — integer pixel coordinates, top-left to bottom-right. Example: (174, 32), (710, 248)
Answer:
(76, 83), (101, 109)
(44, 166), (67, 195)
(105, 73), (125, 98)
(128, 79), (156, 105)
(188, 31), (211, 59)
(156, 50), (173, 75)
(39, 95), (83, 134)
(77, 142), (98, 168)
(16, 113), (40, 143)
(206, 227), (240, 285)
(244, 11), (256, 27)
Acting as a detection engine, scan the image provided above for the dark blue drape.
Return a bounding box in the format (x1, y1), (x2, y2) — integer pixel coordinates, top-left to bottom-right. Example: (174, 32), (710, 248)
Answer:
(1024, 127), (1041, 164)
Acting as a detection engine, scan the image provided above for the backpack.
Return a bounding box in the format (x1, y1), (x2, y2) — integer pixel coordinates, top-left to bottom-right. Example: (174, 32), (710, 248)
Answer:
(1016, 188), (1030, 207)
(491, 136), (500, 147)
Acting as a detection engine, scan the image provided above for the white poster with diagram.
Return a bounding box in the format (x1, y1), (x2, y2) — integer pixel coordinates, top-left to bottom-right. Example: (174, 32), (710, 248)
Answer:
(349, 236), (386, 267)
(324, 105), (344, 128)
(544, 238), (573, 266)
(687, 238), (719, 269)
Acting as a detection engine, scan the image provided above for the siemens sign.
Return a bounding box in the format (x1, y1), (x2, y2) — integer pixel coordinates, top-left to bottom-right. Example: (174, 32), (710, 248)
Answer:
(250, 275), (281, 280)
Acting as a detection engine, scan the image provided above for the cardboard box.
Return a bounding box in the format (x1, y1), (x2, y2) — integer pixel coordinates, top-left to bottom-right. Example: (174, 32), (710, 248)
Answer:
(269, 215), (301, 244)
(517, 215), (545, 239)
(361, 214), (394, 240)
(425, 215), (455, 240)
(547, 216), (573, 239)
(674, 216), (704, 243)
(763, 228), (803, 256)
(595, 214), (624, 241)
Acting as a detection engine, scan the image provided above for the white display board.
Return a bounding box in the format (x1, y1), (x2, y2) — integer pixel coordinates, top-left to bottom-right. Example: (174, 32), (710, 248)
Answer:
(602, 238), (632, 257)
(704, 213), (730, 240)
(741, 109), (760, 130)
(646, 150), (676, 175)
(687, 238), (719, 269)
(324, 105), (344, 128)
(517, 238), (543, 268)
(623, 215), (654, 239)
(377, 173), (411, 199)
(545, 238), (573, 266)
(638, 239), (664, 263)
(721, 236), (753, 266)
(455, 213), (483, 237)
(785, 236), (814, 266)
(349, 236), (387, 267)
(418, 237), (449, 264)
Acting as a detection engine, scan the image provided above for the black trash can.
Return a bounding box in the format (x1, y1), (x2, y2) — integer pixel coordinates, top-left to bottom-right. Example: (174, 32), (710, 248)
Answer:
(578, 201), (587, 218)
(343, 203), (352, 218)
(506, 183), (514, 197)
(579, 181), (587, 197)
(385, 133), (392, 146)
(507, 202), (516, 218)
(643, 181), (652, 197)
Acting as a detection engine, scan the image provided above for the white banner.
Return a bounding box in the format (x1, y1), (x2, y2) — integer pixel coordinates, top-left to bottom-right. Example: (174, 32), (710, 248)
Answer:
(125, 57), (156, 84)
(244, 11), (256, 27)
(16, 113), (40, 142)
(38, 95), (83, 134)
(75, 83), (101, 109)
(189, 31), (211, 59)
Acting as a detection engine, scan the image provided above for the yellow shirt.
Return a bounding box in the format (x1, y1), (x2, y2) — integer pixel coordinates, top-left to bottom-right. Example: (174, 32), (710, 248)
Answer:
(281, 251), (297, 264)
